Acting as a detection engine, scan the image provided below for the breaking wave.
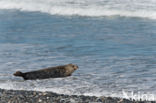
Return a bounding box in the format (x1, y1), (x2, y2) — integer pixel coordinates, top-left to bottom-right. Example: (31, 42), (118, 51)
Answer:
(0, 0), (156, 19)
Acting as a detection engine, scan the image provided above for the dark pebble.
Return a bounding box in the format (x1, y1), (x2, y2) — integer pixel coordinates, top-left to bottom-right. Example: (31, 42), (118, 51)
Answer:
(0, 89), (155, 103)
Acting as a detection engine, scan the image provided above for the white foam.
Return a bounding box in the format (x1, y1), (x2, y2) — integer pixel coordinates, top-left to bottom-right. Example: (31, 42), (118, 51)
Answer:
(1, 80), (156, 101)
(0, 0), (156, 19)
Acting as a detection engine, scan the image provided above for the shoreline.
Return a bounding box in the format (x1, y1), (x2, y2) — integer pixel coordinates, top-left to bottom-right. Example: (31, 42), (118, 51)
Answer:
(0, 89), (155, 103)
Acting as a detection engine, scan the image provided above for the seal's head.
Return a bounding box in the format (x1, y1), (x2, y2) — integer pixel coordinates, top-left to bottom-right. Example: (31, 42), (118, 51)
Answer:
(67, 64), (78, 70)
(13, 71), (23, 77)
(64, 64), (78, 76)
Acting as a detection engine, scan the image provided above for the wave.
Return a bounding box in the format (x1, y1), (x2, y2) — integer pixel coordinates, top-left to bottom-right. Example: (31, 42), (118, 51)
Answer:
(0, 81), (156, 101)
(0, 0), (156, 19)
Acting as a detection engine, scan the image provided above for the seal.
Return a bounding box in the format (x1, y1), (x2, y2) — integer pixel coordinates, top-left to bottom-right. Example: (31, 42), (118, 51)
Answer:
(13, 64), (78, 80)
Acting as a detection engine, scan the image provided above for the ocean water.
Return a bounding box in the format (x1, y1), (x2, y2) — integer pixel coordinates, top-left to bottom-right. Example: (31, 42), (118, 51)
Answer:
(0, 0), (156, 100)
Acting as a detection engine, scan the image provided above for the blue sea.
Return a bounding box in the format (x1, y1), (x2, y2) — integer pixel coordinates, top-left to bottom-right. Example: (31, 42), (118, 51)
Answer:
(0, 0), (156, 100)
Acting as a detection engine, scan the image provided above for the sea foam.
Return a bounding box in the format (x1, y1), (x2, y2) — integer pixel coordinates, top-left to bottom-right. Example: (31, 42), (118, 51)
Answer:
(0, 0), (156, 19)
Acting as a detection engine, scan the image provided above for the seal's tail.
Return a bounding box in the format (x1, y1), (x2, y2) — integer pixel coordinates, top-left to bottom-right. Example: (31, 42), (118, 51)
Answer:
(13, 71), (24, 77)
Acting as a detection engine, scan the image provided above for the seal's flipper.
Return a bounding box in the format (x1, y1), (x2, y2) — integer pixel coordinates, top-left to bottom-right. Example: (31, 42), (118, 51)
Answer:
(13, 71), (24, 77)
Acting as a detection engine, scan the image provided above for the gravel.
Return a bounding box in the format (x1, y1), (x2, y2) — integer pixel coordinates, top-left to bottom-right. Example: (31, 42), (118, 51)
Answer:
(0, 89), (155, 103)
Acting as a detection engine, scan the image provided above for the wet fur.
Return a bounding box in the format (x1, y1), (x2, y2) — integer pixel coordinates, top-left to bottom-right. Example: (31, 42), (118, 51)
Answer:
(13, 64), (78, 80)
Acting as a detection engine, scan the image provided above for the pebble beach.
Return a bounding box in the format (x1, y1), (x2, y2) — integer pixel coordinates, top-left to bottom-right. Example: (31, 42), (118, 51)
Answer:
(0, 89), (155, 103)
